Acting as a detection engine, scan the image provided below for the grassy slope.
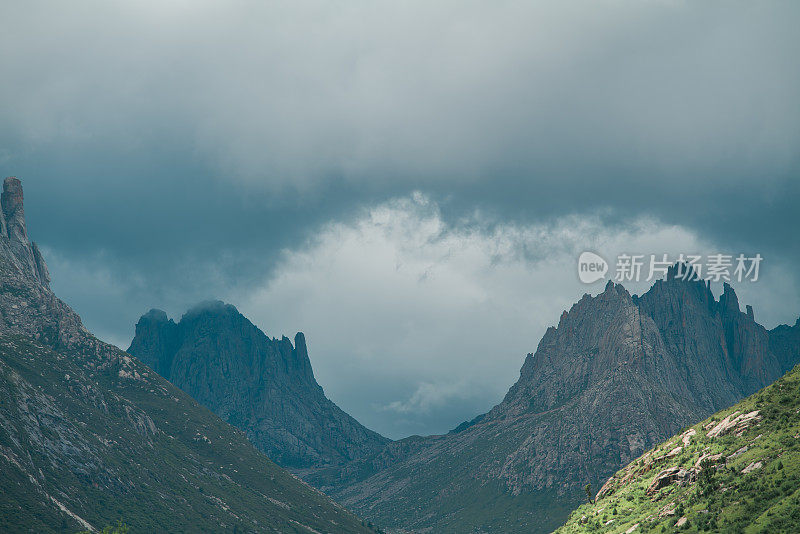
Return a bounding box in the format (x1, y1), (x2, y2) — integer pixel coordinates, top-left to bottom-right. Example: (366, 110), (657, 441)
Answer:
(0, 335), (377, 533)
(556, 365), (800, 534)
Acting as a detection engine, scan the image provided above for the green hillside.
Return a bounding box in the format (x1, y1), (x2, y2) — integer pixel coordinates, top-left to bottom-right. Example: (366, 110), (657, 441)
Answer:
(556, 365), (800, 534)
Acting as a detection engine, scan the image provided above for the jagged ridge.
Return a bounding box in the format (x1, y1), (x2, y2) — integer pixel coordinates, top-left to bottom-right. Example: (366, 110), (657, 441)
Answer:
(127, 301), (389, 469)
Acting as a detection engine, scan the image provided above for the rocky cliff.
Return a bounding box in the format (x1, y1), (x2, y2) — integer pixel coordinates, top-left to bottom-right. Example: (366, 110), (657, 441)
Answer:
(128, 302), (389, 469)
(309, 267), (800, 533)
(0, 177), (50, 288)
(0, 176), (376, 534)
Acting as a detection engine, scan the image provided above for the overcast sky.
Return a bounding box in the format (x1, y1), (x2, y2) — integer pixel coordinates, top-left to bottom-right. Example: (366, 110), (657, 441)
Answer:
(2, 0), (799, 438)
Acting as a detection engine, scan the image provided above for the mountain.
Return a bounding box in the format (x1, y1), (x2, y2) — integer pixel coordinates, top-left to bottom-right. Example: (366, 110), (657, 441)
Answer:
(556, 362), (800, 533)
(127, 302), (389, 470)
(306, 271), (800, 533)
(0, 176), (377, 534)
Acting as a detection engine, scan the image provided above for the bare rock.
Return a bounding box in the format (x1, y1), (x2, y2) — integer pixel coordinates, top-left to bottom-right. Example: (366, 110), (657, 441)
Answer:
(707, 411), (761, 438)
(742, 461), (763, 474)
(647, 466), (697, 494)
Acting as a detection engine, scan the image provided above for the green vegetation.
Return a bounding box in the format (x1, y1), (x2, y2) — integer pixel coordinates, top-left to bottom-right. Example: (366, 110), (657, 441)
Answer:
(78, 520), (128, 534)
(585, 484), (595, 505)
(556, 365), (800, 533)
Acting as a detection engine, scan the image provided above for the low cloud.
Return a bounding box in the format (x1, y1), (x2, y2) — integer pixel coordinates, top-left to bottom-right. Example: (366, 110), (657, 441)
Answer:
(234, 194), (799, 438)
(383, 381), (474, 416)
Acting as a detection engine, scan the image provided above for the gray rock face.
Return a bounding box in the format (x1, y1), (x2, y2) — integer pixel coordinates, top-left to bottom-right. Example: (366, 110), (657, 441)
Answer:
(313, 268), (800, 533)
(0, 178), (85, 348)
(0, 177), (50, 287)
(128, 301), (389, 469)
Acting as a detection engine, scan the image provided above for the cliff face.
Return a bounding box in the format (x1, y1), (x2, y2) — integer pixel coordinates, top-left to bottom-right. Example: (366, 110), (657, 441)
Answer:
(0, 176), (375, 534)
(0, 178), (85, 349)
(0, 177), (50, 287)
(128, 302), (389, 469)
(313, 268), (800, 533)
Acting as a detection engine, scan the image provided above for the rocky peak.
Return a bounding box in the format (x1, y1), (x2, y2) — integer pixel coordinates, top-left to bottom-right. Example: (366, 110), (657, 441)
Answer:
(0, 177), (50, 287)
(496, 265), (796, 423)
(129, 308), (179, 377)
(665, 261), (702, 282)
(2, 176), (27, 241)
(128, 302), (389, 468)
(719, 282), (741, 316)
(142, 308), (170, 322)
(0, 183), (378, 533)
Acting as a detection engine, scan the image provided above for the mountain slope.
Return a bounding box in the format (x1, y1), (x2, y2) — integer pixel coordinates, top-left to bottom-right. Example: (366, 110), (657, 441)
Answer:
(556, 363), (800, 533)
(127, 303), (389, 470)
(309, 273), (800, 533)
(0, 176), (376, 533)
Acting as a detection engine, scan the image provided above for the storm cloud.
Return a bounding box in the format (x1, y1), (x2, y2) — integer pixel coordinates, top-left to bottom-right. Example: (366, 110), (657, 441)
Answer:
(1, 0), (798, 436)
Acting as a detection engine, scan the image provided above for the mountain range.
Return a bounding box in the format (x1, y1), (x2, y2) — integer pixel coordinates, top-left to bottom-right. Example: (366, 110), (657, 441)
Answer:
(4, 173), (800, 533)
(128, 257), (800, 532)
(0, 176), (377, 532)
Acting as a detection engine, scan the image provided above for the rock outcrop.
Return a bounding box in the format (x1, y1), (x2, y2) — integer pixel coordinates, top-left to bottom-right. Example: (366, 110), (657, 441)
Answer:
(128, 301), (389, 469)
(646, 467), (696, 495)
(706, 410), (761, 438)
(0, 177), (50, 286)
(0, 178), (87, 348)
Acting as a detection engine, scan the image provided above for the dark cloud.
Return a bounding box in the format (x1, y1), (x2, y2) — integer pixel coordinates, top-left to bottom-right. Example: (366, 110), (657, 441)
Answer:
(1, 0), (798, 435)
